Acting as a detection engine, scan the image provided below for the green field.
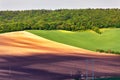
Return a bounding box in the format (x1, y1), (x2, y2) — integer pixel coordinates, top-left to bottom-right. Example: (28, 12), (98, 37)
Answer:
(27, 28), (120, 53)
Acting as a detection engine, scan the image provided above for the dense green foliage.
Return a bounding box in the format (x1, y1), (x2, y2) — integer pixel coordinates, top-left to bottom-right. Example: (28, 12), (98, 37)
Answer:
(27, 28), (120, 53)
(0, 9), (120, 33)
(96, 49), (120, 54)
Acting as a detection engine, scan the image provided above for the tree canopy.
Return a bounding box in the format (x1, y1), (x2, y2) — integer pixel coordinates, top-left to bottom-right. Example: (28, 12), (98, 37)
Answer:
(0, 9), (120, 33)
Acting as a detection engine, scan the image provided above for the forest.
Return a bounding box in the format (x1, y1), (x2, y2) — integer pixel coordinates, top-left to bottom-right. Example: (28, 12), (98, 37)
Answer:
(0, 9), (120, 33)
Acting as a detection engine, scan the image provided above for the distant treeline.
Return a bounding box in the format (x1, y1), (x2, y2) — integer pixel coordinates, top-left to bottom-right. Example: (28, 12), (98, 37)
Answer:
(0, 9), (120, 33)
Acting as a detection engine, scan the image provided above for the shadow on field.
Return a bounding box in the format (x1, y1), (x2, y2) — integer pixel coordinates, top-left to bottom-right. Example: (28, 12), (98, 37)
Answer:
(0, 53), (120, 80)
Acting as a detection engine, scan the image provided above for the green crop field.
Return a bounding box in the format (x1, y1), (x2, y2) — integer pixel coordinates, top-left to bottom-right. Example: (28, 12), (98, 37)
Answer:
(27, 28), (120, 53)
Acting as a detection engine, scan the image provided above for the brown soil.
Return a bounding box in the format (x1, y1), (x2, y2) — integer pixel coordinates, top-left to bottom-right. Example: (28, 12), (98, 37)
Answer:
(0, 31), (120, 80)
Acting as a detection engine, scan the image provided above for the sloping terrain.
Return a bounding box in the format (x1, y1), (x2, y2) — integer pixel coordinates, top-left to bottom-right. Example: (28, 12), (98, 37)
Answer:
(0, 31), (115, 56)
(0, 31), (120, 80)
(0, 31), (98, 56)
(28, 29), (120, 52)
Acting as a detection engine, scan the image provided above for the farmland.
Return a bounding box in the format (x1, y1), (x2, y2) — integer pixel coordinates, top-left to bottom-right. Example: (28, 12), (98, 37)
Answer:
(28, 28), (120, 53)
(0, 31), (120, 80)
(0, 9), (120, 80)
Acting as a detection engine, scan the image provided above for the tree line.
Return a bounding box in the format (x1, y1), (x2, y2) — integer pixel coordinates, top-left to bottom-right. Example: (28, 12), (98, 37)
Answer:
(0, 9), (120, 33)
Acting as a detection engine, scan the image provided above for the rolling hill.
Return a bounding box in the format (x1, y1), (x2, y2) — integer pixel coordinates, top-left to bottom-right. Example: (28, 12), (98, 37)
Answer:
(0, 31), (120, 80)
(27, 28), (120, 53)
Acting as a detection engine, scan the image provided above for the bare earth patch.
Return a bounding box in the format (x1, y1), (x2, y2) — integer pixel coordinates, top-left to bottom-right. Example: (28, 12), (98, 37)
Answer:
(0, 31), (117, 56)
(0, 31), (120, 80)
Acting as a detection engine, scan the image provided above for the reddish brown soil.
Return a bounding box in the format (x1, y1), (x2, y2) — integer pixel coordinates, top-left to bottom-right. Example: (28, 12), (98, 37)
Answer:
(0, 31), (120, 80)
